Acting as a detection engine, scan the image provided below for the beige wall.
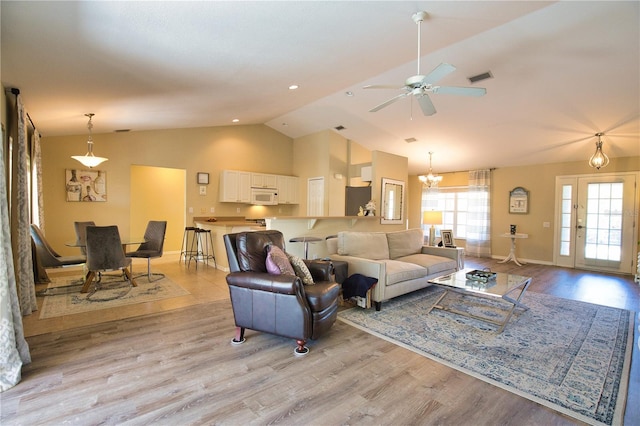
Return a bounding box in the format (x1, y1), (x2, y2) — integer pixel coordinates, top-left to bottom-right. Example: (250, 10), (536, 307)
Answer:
(41, 124), (295, 255)
(408, 156), (640, 264)
(370, 150), (408, 231)
(293, 130), (376, 217)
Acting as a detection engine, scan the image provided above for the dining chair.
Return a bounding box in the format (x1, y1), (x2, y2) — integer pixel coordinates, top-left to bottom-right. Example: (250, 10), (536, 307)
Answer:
(126, 220), (167, 281)
(30, 224), (86, 270)
(73, 221), (96, 255)
(82, 225), (137, 294)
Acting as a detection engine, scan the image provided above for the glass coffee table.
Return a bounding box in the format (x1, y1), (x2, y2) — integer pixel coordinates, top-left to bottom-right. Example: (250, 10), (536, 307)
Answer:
(427, 269), (532, 333)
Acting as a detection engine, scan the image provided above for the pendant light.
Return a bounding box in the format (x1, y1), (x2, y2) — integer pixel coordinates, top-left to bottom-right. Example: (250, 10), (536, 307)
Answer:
(588, 132), (609, 170)
(418, 152), (443, 188)
(71, 113), (108, 168)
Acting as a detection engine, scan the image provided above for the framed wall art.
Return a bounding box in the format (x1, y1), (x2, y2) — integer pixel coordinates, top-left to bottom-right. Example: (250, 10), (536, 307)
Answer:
(197, 172), (209, 185)
(509, 187), (529, 214)
(66, 169), (106, 202)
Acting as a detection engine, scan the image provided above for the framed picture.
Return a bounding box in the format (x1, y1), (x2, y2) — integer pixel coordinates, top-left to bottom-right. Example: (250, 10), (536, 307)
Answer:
(197, 172), (209, 185)
(65, 169), (107, 202)
(441, 229), (455, 247)
(380, 177), (405, 224)
(509, 187), (529, 214)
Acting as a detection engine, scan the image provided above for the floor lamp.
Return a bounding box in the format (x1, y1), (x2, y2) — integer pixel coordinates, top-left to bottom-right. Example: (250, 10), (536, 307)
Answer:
(423, 211), (443, 246)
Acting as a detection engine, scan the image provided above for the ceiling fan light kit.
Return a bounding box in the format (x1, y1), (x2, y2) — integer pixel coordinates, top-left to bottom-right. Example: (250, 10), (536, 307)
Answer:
(71, 113), (108, 168)
(365, 10), (486, 116)
(588, 132), (609, 170)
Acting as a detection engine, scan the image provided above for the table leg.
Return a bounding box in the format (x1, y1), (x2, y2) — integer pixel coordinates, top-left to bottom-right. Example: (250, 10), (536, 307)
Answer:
(498, 237), (526, 266)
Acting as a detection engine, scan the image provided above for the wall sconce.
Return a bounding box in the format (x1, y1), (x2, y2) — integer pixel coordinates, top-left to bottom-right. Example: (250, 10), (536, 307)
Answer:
(588, 132), (609, 170)
(422, 210), (443, 246)
(418, 151), (443, 188)
(71, 113), (108, 168)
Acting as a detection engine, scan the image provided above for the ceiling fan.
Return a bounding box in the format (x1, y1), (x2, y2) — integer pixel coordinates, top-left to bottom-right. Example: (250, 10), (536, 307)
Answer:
(364, 11), (486, 116)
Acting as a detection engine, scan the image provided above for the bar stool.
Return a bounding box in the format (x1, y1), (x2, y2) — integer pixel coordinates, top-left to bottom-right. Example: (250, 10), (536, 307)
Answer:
(180, 227), (198, 264)
(196, 228), (216, 268)
(187, 228), (216, 269)
(289, 236), (322, 259)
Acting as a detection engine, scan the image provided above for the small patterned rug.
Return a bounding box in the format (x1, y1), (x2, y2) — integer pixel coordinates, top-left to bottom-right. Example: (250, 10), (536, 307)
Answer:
(39, 273), (190, 319)
(338, 287), (633, 426)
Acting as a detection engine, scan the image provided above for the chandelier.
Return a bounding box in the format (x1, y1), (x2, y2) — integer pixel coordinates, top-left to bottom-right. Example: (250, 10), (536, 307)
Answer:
(71, 113), (108, 168)
(588, 132), (609, 170)
(418, 151), (443, 188)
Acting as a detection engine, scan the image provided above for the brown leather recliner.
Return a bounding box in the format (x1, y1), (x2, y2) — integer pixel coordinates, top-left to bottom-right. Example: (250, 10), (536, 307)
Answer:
(223, 230), (341, 356)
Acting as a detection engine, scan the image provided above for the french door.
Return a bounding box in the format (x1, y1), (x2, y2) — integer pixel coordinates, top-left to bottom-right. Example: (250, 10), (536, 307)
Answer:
(554, 173), (638, 274)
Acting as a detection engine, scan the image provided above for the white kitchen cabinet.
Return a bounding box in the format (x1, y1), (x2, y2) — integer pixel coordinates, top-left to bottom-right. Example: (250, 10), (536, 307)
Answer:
(220, 170), (251, 203)
(277, 175), (299, 204)
(251, 173), (278, 189)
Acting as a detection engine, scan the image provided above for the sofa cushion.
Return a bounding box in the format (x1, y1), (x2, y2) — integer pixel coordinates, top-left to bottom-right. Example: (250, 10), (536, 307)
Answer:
(396, 253), (457, 276)
(382, 260), (430, 286)
(386, 228), (424, 259)
(337, 231), (389, 260)
(325, 237), (338, 255)
(287, 253), (315, 285)
(266, 245), (295, 276)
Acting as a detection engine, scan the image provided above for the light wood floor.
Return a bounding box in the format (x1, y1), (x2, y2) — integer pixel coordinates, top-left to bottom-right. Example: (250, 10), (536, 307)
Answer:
(4, 254), (639, 425)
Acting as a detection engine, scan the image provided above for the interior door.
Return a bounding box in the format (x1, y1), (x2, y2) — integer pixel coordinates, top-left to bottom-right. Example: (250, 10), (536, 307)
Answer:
(555, 173), (637, 274)
(307, 177), (324, 216)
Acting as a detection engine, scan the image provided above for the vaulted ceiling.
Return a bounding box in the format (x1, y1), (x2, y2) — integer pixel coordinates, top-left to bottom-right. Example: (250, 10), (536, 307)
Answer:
(2, 1), (638, 174)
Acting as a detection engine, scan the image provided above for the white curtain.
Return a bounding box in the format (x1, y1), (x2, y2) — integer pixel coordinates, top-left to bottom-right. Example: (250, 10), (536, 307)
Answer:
(0, 122), (32, 391)
(31, 131), (45, 229)
(466, 169), (491, 257)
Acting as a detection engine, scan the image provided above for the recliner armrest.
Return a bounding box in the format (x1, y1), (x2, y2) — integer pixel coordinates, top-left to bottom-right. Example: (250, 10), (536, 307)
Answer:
(304, 260), (333, 282)
(226, 272), (302, 295)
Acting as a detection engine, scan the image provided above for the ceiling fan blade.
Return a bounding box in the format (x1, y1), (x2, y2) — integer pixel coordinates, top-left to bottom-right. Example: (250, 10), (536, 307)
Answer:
(363, 84), (403, 90)
(369, 92), (410, 112)
(416, 94), (436, 116)
(433, 86), (487, 97)
(422, 63), (456, 85)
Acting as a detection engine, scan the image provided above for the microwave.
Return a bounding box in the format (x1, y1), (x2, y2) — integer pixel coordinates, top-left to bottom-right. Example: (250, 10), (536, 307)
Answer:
(250, 188), (278, 205)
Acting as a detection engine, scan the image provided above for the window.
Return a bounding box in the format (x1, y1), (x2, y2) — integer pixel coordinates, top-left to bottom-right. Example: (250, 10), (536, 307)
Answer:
(422, 187), (469, 239)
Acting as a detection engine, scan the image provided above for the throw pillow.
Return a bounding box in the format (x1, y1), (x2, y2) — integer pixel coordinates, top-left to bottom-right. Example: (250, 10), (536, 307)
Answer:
(287, 253), (315, 285)
(266, 245), (295, 275)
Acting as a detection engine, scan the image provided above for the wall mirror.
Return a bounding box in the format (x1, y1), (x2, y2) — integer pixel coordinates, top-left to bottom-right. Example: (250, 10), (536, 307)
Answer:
(380, 178), (405, 224)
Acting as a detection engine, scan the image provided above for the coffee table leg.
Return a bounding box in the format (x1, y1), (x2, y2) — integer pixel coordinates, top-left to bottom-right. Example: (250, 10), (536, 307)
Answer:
(427, 289), (449, 314)
(498, 278), (532, 332)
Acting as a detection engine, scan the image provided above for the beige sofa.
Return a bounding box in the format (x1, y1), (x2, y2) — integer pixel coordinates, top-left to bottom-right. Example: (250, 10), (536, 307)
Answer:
(327, 228), (462, 310)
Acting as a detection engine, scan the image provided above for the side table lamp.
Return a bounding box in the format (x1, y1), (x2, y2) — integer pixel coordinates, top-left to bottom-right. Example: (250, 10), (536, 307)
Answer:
(423, 210), (443, 246)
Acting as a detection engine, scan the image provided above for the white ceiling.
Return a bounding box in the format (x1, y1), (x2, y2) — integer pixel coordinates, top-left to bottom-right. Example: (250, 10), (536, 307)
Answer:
(2, 1), (638, 175)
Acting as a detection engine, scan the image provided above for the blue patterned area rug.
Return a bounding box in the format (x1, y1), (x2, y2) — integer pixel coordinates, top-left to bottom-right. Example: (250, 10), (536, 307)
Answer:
(338, 287), (633, 426)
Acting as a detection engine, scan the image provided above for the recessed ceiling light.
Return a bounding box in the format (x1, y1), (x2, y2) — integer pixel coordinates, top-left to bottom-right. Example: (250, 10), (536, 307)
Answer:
(345, 91), (354, 97)
(288, 84), (299, 90)
(232, 118), (240, 123)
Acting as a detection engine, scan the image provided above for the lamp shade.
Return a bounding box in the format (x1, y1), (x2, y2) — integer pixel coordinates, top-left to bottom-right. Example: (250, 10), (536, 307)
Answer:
(422, 210), (443, 226)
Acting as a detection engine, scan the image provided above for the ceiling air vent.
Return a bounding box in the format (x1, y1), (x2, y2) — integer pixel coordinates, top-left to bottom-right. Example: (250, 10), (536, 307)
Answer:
(334, 125), (346, 131)
(405, 137), (417, 143)
(468, 71), (493, 84)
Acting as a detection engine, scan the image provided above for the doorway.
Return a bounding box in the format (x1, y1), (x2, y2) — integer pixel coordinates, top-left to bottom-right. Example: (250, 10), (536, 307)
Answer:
(130, 165), (186, 252)
(554, 172), (638, 274)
